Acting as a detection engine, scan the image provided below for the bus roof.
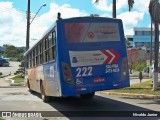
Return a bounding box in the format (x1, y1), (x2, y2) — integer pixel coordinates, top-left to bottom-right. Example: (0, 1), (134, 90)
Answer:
(24, 16), (122, 55)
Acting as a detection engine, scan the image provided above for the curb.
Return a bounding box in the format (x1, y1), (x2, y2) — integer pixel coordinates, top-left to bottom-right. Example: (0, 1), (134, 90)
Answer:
(9, 78), (26, 87)
(100, 91), (160, 99)
(11, 83), (26, 86)
(0, 74), (9, 78)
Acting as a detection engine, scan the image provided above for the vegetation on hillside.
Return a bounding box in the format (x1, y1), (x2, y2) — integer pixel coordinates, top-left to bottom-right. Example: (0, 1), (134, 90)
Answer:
(0, 45), (25, 61)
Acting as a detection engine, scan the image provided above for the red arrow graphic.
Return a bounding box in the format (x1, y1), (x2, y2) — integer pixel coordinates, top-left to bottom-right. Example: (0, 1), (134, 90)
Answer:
(101, 50), (113, 64)
(109, 49), (120, 64)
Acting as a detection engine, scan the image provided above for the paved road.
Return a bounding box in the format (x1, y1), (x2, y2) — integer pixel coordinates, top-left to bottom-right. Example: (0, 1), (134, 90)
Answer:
(0, 87), (159, 120)
(0, 62), (20, 75)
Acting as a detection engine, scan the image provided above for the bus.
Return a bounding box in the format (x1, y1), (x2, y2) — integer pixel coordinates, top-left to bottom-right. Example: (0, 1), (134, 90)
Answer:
(24, 15), (130, 102)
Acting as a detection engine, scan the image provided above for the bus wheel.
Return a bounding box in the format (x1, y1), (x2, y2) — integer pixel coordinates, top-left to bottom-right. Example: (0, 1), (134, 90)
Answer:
(80, 92), (95, 99)
(27, 80), (33, 93)
(40, 82), (50, 102)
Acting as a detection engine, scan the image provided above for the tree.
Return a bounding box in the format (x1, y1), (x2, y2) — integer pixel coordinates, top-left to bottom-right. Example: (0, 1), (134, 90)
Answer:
(134, 61), (146, 72)
(95, 0), (134, 18)
(3, 45), (25, 61)
(128, 0), (134, 11)
(4, 45), (17, 58)
(149, 0), (160, 91)
(126, 39), (131, 48)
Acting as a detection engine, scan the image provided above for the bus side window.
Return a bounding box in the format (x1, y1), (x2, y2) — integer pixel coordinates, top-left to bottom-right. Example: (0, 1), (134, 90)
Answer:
(30, 52), (32, 68)
(53, 31), (56, 60)
(43, 39), (46, 63)
(35, 46), (38, 66)
(45, 38), (49, 62)
(48, 31), (56, 62)
(26, 55), (29, 68)
(40, 42), (43, 64)
(48, 33), (53, 61)
(33, 49), (35, 67)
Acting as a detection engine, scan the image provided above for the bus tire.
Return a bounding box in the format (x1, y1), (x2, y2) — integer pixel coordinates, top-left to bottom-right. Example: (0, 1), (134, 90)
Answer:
(80, 92), (95, 99)
(27, 80), (33, 93)
(40, 82), (50, 102)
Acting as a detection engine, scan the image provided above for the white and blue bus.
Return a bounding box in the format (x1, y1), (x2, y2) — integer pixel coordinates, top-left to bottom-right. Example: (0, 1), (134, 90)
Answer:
(24, 15), (130, 102)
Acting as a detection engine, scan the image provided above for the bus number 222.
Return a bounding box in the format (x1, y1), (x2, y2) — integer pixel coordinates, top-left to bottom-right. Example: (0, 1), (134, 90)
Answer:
(76, 67), (92, 77)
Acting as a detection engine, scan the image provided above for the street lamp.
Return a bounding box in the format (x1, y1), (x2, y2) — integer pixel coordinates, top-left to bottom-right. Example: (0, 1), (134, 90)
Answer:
(30, 4), (46, 25)
(26, 1), (46, 50)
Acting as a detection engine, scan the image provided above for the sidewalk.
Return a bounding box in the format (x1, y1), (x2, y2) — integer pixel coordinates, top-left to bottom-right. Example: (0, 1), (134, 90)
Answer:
(0, 77), (12, 87)
(102, 75), (160, 99)
(130, 77), (151, 85)
(0, 75), (22, 87)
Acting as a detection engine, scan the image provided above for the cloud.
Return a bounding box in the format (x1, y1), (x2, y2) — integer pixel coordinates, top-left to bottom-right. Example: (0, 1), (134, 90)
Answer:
(117, 11), (144, 35)
(30, 2), (87, 46)
(92, 0), (129, 12)
(92, 0), (148, 35)
(0, 1), (150, 47)
(92, 0), (149, 12)
(116, 0), (128, 11)
(92, 0), (112, 12)
(0, 2), (26, 47)
(0, 2), (87, 47)
(133, 0), (149, 13)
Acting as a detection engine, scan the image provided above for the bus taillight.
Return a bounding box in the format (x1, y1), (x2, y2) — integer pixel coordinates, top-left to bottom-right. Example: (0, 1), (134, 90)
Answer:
(64, 65), (70, 70)
(65, 71), (71, 76)
(62, 62), (74, 85)
(121, 58), (129, 80)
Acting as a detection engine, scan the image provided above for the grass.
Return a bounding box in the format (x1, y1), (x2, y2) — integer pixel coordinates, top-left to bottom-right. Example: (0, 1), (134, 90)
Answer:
(12, 76), (24, 83)
(0, 118), (5, 120)
(108, 80), (160, 96)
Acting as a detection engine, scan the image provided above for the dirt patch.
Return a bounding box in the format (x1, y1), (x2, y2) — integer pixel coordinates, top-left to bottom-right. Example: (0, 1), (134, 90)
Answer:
(6, 92), (29, 95)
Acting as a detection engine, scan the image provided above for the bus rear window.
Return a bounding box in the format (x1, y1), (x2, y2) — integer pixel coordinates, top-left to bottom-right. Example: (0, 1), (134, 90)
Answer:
(65, 23), (120, 43)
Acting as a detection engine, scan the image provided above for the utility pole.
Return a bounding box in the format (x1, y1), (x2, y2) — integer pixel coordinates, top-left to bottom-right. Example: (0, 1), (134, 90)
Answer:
(113, 0), (116, 18)
(150, 19), (153, 66)
(153, 20), (159, 91)
(26, 0), (30, 50)
(149, 18), (153, 78)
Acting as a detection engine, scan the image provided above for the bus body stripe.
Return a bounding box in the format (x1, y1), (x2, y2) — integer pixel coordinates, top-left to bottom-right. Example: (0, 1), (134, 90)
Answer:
(101, 50), (112, 64)
(110, 49), (120, 64)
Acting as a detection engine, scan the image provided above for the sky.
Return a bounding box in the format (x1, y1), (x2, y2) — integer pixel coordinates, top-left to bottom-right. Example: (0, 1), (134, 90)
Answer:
(0, 0), (151, 47)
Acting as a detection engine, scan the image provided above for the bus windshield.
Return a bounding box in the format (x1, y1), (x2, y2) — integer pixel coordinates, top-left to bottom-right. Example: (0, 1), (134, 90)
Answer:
(65, 22), (120, 43)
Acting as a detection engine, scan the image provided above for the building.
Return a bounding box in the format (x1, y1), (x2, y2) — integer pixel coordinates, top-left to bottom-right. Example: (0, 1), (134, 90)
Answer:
(126, 27), (160, 53)
(126, 27), (160, 64)
(133, 27), (155, 53)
